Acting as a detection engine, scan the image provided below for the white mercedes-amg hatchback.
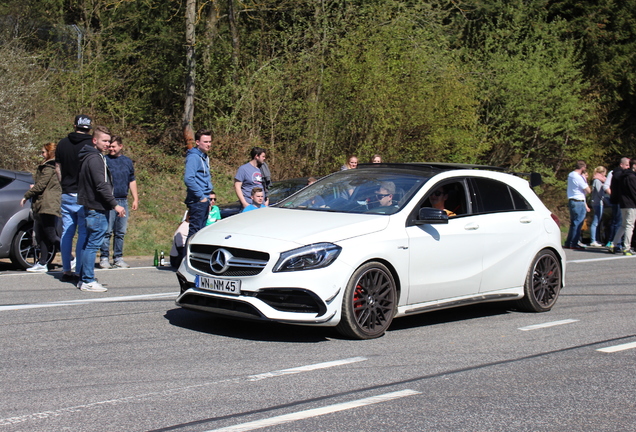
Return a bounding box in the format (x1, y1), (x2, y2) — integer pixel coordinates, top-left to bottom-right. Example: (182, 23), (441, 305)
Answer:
(176, 163), (565, 339)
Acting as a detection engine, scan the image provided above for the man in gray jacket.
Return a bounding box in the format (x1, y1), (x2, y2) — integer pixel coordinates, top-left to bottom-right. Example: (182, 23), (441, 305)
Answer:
(77, 126), (125, 292)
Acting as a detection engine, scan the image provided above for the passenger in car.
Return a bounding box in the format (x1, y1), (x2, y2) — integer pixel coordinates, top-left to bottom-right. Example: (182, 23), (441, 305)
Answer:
(429, 186), (456, 217)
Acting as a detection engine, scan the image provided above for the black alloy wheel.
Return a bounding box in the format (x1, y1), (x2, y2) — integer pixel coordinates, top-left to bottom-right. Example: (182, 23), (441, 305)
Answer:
(516, 249), (562, 312)
(337, 262), (397, 339)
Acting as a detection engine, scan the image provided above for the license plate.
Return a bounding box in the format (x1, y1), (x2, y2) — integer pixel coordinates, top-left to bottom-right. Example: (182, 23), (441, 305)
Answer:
(196, 275), (241, 295)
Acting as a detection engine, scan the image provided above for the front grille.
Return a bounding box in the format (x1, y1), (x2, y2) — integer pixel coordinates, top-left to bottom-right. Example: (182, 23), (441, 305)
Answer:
(189, 245), (270, 276)
(256, 289), (326, 316)
(179, 293), (263, 319)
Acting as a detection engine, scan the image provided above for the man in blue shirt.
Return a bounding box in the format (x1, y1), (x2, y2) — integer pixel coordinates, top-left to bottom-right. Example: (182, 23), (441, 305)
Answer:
(241, 188), (266, 212)
(99, 136), (138, 269)
(184, 129), (214, 239)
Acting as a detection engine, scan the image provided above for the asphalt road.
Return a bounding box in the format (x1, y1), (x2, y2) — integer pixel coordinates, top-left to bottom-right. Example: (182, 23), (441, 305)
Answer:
(0, 249), (634, 432)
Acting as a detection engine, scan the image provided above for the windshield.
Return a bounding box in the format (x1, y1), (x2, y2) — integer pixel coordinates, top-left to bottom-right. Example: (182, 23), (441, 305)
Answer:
(277, 169), (428, 215)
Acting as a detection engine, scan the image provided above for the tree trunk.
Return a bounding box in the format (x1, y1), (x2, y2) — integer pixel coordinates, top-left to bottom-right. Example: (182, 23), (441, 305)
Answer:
(183, 0), (196, 149)
(312, 0), (326, 172)
(202, 0), (220, 69)
(228, 0), (240, 85)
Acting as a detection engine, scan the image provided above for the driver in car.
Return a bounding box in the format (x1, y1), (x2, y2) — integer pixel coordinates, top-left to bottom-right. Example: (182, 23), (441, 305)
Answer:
(375, 181), (396, 207)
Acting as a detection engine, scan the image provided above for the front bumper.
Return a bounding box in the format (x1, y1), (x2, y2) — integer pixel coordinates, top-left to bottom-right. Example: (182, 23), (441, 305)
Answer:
(175, 265), (345, 326)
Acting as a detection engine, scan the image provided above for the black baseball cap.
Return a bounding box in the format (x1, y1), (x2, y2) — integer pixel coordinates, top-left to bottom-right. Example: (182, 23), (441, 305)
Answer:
(74, 114), (92, 131)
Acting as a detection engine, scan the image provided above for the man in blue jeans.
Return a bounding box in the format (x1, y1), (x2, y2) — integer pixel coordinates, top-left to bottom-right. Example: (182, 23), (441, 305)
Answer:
(184, 129), (214, 240)
(564, 160), (591, 250)
(55, 115), (94, 282)
(77, 126), (125, 292)
(99, 136), (138, 269)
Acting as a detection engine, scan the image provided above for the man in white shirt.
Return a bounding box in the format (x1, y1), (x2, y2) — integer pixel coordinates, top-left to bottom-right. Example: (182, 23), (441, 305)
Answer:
(564, 160), (591, 250)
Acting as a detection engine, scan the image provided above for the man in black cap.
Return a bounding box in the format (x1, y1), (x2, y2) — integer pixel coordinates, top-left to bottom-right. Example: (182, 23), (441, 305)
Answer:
(55, 114), (94, 282)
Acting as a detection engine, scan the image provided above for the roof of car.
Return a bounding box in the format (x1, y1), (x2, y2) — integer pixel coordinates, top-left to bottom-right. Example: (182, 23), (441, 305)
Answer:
(0, 168), (33, 183)
(354, 162), (541, 186)
(356, 162), (505, 171)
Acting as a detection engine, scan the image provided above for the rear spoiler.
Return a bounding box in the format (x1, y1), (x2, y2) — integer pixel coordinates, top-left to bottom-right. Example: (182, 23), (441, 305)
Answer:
(512, 172), (543, 188)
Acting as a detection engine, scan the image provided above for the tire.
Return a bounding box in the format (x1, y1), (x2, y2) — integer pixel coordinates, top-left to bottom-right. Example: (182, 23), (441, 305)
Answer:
(9, 225), (57, 270)
(516, 249), (562, 312)
(336, 261), (397, 339)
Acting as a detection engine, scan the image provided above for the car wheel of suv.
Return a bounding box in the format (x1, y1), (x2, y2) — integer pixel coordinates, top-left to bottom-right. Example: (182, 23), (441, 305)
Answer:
(337, 261), (397, 339)
(9, 225), (57, 270)
(516, 249), (562, 312)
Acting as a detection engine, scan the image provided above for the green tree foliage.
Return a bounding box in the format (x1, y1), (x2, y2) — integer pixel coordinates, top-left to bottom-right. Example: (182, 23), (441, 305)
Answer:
(0, 45), (48, 170)
(323, 2), (486, 165)
(460, 2), (603, 185)
(195, 1), (487, 173)
(0, 0), (633, 180)
(547, 0), (636, 149)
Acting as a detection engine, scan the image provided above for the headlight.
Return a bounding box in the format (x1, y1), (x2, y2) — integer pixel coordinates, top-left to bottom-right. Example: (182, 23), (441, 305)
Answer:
(273, 243), (342, 272)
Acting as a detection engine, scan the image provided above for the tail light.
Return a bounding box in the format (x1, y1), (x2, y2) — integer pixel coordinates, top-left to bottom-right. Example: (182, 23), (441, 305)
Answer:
(550, 213), (560, 226)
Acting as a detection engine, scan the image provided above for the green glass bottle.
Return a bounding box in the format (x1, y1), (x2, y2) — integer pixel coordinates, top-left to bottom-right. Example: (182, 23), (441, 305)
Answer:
(154, 249), (159, 267)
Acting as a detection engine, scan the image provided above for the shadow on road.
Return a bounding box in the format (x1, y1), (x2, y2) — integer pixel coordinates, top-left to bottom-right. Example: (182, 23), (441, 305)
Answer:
(388, 302), (513, 333)
(165, 302), (514, 342)
(164, 308), (333, 343)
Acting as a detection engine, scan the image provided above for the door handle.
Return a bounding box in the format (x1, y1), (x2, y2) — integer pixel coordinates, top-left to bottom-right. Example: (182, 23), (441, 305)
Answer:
(520, 216), (532, 224)
(464, 223), (479, 230)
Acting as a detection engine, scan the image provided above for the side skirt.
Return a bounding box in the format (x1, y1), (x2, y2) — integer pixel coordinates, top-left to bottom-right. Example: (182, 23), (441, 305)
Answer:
(397, 290), (523, 317)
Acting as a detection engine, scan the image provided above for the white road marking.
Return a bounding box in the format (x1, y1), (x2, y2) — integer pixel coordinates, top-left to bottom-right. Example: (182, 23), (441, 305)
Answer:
(0, 292), (178, 312)
(518, 319), (579, 331)
(567, 255), (635, 264)
(248, 357), (367, 381)
(597, 341), (636, 353)
(203, 390), (421, 432)
(0, 266), (159, 277)
(0, 357), (368, 426)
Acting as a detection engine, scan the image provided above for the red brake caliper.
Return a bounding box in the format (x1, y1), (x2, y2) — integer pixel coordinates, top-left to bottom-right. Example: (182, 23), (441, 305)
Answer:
(353, 284), (364, 317)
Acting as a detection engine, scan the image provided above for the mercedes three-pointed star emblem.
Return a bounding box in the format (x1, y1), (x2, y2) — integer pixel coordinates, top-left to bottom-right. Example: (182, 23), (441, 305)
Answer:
(210, 248), (233, 274)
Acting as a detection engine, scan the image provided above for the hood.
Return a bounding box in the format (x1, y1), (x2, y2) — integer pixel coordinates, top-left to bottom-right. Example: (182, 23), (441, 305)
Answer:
(68, 132), (93, 146)
(78, 144), (100, 162)
(186, 147), (205, 158)
(190, 206), (390, 252)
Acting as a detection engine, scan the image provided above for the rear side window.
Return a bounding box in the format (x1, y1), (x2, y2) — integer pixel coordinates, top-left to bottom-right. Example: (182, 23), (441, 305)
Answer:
(0, 175), (13, 190)
(511, 187), (532, 210)
(471, 177), (532, 213)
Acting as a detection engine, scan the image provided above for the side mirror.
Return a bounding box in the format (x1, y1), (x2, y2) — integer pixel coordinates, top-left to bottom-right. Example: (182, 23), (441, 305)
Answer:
(415, 207), (449, 225)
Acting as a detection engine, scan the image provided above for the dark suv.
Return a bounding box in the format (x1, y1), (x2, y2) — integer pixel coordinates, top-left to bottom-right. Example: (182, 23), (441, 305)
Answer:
(0, 168), (57, 269)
